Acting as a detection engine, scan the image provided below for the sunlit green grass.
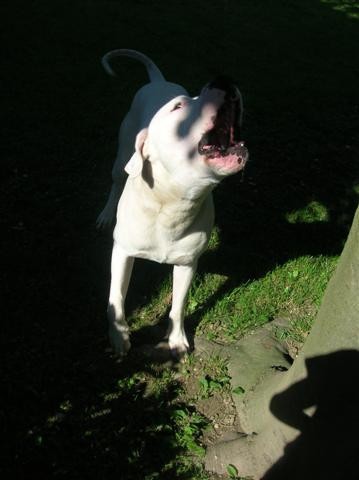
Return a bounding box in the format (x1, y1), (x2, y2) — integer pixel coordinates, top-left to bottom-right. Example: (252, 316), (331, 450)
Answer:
(195, 254), (337, 343)
(321, 0), (359, 20)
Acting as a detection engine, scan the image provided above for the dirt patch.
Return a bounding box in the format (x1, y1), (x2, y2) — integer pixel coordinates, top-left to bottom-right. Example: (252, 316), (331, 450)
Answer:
(178, 350), (242, 451)
(135, 338), (242, 449)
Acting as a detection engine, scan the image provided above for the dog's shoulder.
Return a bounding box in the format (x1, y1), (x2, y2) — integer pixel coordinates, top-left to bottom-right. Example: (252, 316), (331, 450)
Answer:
(131, 82), (188, 120)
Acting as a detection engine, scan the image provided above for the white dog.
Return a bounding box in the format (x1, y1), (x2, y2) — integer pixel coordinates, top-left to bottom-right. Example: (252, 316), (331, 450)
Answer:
(97, 49), (248, 358)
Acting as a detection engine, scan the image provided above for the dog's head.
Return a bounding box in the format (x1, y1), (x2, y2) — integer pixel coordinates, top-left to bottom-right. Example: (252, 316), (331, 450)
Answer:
(197, 77), (248, 176)
(125, 77), (248, 190)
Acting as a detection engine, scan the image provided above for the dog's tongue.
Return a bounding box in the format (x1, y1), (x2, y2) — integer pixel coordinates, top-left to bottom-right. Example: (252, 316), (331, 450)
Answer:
(205, 141), (248, 174)
(208, 142), (247, 162)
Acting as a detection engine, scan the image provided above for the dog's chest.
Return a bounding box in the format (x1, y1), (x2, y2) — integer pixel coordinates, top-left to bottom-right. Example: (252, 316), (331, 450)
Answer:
(114, 186), (214, 265)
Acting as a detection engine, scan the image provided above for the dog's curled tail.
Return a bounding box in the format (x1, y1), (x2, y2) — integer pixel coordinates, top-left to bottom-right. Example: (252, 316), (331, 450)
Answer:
(101, 49), (165, 83)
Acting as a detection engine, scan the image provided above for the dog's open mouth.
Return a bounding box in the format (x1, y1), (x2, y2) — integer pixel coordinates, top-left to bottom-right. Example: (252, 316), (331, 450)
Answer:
(198, 80), (248, 174)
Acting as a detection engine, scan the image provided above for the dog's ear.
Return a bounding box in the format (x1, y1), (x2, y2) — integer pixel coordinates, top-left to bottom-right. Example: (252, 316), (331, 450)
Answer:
(125, 129), (148, 178)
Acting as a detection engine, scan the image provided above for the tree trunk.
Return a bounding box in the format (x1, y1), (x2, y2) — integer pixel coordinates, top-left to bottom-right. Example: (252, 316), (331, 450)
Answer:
(205, 206), (359, 479)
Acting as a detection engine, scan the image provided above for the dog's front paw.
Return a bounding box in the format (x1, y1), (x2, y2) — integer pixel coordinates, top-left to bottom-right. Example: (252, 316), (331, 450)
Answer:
(168, 332), (190, 360)
(108, 322), (131, 357)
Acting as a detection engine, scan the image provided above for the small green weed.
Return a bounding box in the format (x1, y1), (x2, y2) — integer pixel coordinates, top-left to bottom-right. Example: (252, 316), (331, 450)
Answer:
(116, 373), (145, 392)
(232, 386), (246, 396)
(227, 463), (253, 480)
(196, 355), (232, 398)
(171, 408), (208, 457)
(199, 373), (231, 398)
(147, 366), (183, 399)
(227, 464), (239, 478)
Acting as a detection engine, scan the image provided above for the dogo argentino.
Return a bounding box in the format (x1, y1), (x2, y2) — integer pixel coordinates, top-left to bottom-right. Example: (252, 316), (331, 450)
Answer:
(97, 49), (248, 358)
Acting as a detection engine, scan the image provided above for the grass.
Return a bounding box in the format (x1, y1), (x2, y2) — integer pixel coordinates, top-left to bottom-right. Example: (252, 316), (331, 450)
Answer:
(197, 356), (232, 400)
(196, 254), (338, 344)
(2, 0), (359, 479)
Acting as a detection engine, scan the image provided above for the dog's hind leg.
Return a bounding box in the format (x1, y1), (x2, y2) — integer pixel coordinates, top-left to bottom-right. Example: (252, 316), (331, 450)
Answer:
(97, 115), (135, 229)
(96, 142), (128, 229)
(168, 262), (197, 357)
(96, 181), (123, 229)
(107, 243), (134, 356)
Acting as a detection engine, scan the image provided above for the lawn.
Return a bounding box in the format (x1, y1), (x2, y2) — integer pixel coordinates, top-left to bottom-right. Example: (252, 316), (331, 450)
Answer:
(2, 1), (358, 479)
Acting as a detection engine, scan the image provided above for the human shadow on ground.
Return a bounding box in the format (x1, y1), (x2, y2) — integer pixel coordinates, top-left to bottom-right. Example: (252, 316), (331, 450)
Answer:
(263, 349), (359, 479)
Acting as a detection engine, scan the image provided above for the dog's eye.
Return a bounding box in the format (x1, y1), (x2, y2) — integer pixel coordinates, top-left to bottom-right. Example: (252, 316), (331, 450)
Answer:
(171, 102), (183, 111)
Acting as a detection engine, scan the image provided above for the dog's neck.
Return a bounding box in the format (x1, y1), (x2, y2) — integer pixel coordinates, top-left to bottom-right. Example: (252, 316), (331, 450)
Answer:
(132, 159), (215, 238)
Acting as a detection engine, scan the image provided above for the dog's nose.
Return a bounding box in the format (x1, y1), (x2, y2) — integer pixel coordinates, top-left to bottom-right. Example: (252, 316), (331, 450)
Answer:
(199, 85), (226, 112)
(208, 76), (240, 102)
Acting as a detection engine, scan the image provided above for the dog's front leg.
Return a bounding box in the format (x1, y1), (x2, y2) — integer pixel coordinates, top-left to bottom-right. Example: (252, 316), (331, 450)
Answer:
(168, 262), (197, 357)
(107, 242), (134, 356)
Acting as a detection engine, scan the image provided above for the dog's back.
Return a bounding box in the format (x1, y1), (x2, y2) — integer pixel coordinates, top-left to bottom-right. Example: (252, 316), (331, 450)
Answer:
(97, 50), (188, 229)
